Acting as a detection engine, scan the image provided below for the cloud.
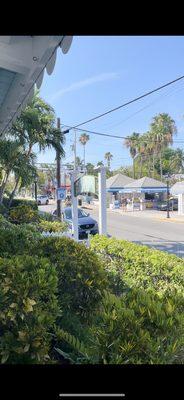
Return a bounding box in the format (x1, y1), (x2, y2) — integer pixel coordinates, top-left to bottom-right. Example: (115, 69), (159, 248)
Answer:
(50, 72), (119, 101)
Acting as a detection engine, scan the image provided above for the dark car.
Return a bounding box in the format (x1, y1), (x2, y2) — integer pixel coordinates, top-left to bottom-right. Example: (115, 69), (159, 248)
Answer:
(52, 207), (99, 239)
(157, 198), (178, 211)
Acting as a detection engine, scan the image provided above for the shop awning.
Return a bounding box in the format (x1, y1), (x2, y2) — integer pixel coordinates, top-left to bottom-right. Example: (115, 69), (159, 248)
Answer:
(0, 36), (73, 137)
(119, 187), (167, 194)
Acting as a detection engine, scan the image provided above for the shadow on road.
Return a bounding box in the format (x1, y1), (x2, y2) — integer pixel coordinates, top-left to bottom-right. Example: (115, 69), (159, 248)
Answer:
(133, 240), (184, 258)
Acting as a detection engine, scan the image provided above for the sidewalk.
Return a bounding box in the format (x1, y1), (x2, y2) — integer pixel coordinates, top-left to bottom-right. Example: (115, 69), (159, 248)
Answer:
(109, 208), (184, 223)
(82, 202), (184, 223)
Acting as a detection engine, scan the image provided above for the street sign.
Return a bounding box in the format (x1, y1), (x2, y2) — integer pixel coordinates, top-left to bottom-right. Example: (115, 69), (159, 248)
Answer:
(57, 187), (66, 200)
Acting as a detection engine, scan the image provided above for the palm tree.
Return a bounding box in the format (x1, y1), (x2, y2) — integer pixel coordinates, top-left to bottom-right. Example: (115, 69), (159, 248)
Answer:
(79, 133), (90, 166)
(8, 91), (65, 203)
(8, 152), (37, 207)
(97, 161), (104, 167)
(124, 132), (140, 179)
(136, 134), (148, 178)
(170, 148), (184, 173)
(0, 140), (23, 204)
(104, 152), (113, 170)
(150, 113), (177, 180)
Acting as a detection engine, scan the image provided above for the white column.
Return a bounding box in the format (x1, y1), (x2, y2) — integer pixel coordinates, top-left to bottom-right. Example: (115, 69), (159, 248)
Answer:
(182, 193), (184, 215)
(98, 166), (107, 235)
(71, 171), (78, 241)
(178, 194), (182, 215)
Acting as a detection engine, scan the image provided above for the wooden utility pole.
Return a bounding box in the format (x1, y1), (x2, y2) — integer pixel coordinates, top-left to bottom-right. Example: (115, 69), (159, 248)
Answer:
(56, 117), (61, 219)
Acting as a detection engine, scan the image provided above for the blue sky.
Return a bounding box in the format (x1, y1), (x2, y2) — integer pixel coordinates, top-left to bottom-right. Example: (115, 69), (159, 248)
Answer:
(38, 36), (184, 169)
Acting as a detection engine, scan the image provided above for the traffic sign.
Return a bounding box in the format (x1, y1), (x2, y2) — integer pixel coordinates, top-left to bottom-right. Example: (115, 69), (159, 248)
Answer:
(57, 188), (66, 200)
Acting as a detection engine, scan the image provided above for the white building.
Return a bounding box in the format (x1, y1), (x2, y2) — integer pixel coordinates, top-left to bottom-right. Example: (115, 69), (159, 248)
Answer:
(170, 181), (184, 215)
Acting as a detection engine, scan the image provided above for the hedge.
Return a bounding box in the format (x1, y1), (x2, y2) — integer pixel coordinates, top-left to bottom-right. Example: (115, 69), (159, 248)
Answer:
(3, 197), (38, 210)
(30, 237), (108, 320)
(85, 290), (184, 364)
(90, 235), (184, 297)
(9, 205), (40, 224)
(0, 255), (59, 364)
(0, 223), (42, 257)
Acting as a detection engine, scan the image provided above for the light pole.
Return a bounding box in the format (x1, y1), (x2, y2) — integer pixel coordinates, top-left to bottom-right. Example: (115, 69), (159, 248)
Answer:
(166, 174), (170, 219)
(34, 176), (38, 203)
(94, 165), (107, 235)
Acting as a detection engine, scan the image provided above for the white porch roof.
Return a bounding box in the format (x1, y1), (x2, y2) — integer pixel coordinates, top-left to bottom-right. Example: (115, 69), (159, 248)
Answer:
(0, 36), (73, 136)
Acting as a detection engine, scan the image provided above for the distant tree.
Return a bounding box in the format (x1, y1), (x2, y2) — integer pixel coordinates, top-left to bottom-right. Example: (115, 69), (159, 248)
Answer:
(104, 152), (113, 170)
(79, 133), (90, 166)
(150, 113), (177, 180)
(86, 162), (95, 175)
(97, 161), (104, 167)
(124, 132), (140, 179)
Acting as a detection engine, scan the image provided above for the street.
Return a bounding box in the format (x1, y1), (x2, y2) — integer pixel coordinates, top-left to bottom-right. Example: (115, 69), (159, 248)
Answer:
(39, 201), (184, 258)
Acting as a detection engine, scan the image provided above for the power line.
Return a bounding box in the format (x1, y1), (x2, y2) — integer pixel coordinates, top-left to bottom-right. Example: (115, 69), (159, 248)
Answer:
(62, 123), (184, 143)
(62, 73), (184, 130)
(97, 82), (184, 131)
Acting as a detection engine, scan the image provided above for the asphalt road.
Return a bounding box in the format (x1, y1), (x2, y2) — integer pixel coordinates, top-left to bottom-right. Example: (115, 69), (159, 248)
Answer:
(39, 202), (184, 258)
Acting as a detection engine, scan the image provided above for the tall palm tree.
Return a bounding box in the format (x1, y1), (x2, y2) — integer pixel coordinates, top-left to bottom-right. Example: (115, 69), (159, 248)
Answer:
(170, 148), (184, 173)
(136, 134), (148, 178)
(0, 140), (23, 204)
(79, 133), (90, 167)
(8, 91), (65, 203)
(124, 132), (140, 179)
(104, 152), (113, 170)
(150, 113), (177, 180)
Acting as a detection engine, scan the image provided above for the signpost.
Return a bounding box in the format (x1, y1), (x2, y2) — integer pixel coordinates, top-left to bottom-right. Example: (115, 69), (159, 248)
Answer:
(71, 171), (78, 241)
(57, 187), (66, 201)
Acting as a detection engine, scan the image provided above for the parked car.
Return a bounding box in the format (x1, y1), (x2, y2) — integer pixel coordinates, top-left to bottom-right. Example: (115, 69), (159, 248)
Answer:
(37, 195), (49, 205)
(52, 207), (99, 239)
(157, 198), (178, 211)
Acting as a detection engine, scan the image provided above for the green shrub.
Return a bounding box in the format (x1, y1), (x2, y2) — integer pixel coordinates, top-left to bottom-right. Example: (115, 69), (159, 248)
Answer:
(37, 220), (68, 233)
(31, 237), (108, 319)
(90, 236), (184, 297)
(56, 290), (184, 364)
(0, 204), (8, 216)
(3, 197), (38, 210)
(0, 255), (59, 364)
(39, 211), (55, 221)
(0, 214), (12, 229)
(9, 205), (39, 224)
(0, 223), (42, 257)
(87, 290), (184, 364)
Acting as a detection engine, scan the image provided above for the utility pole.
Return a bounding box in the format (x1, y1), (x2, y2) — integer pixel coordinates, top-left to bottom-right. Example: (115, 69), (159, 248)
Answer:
(71, 170), (78, 241)
(34, 177), (38, 203)
(98, 166), (107, 235)
(56, 117), (61, 219)
(167, 177), (170, 219)
(74, 129), (77, 169)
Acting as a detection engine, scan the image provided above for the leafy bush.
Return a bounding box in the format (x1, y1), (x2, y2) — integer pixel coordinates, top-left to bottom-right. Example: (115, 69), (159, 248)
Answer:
(87, 290), (184, 364)
(0, 214), (12, 229)
(39, 211), (55, 221)
(0, 255), (59, 364)
(0, 223), (42, 257)
(0, 204), (8, 216)
(37, 220), (68, 233)
(3, 197), (38, 210)
(56, 290), (184, 364)
(9, 205), (39, 224)
(31, 237), (108, 319)
(90, 236), (184, 296)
